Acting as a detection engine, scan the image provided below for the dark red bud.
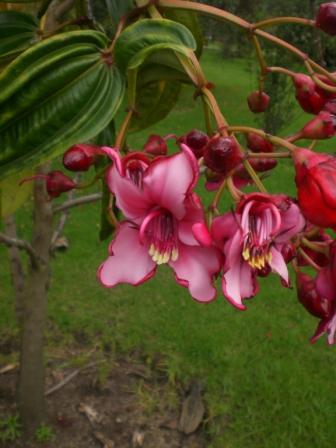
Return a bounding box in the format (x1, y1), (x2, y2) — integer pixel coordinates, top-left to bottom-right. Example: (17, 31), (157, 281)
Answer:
(293, 73), (315, 93)
(253, 158), (278, 172)
(296, 272), (332, 319)
(316, 3), (336, 36)
(203, 136), (243, 175)
(293, 74), (326, 114)
(324, 99), (336, 115)
(246, 133), (274, 153)
(301, 111), (336, 139)
(179, 129), (209, 159)
(143, 134), (168, 156)
(281, 243), (296, 264)
(63, 144), (101, 171)
(46, 171), (76, 199)
(297, 230), (332, 267)
(247, 91), (270, 113)
(234, 158), (277, 182)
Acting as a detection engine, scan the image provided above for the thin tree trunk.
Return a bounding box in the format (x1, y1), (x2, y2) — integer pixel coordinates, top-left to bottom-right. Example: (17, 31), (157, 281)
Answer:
(3, 215), (25, 324)
(18, 167), (53, 435)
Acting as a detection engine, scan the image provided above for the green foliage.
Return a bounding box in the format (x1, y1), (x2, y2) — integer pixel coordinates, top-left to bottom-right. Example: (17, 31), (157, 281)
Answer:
(114, 18), (197, 73)
(0, 30), (125, 178)
(35, 423), (55, 443)
(0, 11), (39, 65)
(164, 8), (204, 57)
(114, 19), (197, 133)
(129, 79), (181, 133)
(0, 166), (34, 218)
(90, 0), (134, 37)
(0, 414), (22, 442)
(93, 120), (117, 241)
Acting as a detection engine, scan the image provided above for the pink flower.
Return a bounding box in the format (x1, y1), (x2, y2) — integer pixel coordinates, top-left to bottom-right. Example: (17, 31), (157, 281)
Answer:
(211, 193), (305, 310)
(310, 242), (336, 344)
(98, 145), (221, 302)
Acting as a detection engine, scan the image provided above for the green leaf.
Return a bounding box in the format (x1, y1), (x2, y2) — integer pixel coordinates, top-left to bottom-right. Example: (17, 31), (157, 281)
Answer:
(0, 168), (33, 218)
(92, 119), (115, 147)
(0, 30), (125, 179)
(90, 0), (134, 37)
(0, 11), (39, 65)
(129, 80), (181, 133)
(114, 18), (197, 73)
(135, 63), (190, 85)
(93, 120), (117, 241)
(164, 8), (204, 58)
(0, 0), (39, 3)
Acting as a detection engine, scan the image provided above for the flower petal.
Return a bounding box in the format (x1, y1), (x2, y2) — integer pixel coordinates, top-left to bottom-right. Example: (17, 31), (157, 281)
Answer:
(276, 202), (305, 243)
(310, 311), (336, 345)
(211, 213), (239, 249)
(316, 267), (335, 301)
(178, 194), (206, 246)
(222, 260), (257, 310)
(192, 222), (212, 247)
(269, 247), (289, 284)
(169, 244), (221, 302)
(106, 164), (152, 223)
(98, 222), (156, 287)
(101, 146), (123, 174)
(143, 146), (198, 219)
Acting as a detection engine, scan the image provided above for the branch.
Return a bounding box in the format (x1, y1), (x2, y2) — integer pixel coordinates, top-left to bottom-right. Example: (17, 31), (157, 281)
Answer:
(0, 233), (41, 268)
(53, 193), (102, 214)
(45, 360), (104, 396)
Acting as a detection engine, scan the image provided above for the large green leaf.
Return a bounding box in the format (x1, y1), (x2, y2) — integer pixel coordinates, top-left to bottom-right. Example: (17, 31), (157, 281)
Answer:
(92, 120), (117, 241)
(0, 0), (39, 3)
(164, 8), (204, 58)
(90, 0), (134, 37)
(0, 30), (125, 179)
(129, 79), (181, 133)
(0, 11), (39, 65)
(0, 167), (33, 218)
(114, 18), (197, 73)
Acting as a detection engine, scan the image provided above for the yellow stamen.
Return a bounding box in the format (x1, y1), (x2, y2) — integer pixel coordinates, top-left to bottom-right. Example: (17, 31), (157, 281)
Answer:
(149, 244), (155, 256)
(152, 250), (160, 263)
(171, 248), (179, 262)
(162, 252), (170, 264)
(242, 247), (250, 261)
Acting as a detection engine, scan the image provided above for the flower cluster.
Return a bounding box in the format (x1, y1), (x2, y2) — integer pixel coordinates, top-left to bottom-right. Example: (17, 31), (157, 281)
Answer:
(50, 2), (336, 346)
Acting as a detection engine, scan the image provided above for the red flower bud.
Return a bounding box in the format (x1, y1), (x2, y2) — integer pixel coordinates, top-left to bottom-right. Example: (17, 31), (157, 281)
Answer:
(315, 74), (336, 101)
(143, 134), (168, 156)
(203, 136), (243, 175)
(296, 272), (332, 319)
(301, 111), (336, 139)
(247, 91), (270, 113)
(324, 99), (336, 115)
(63, 144), (101, 171)
(293, 73), (326, 114)
(20, 170), (76, 199)
(297, 230), (332, 268)
(293, 147), (336, 229)
(178, 129), (209, 159)
(234, 158), (277, 183)
(46, 171), (77, 199)
(281, 243), (296, 264)
(246, 133), (274, 153)
(316, 3), (336, 36)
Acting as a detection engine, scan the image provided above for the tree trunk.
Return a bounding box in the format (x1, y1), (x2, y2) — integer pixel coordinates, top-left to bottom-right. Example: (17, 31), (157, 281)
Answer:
(18, 167), (53, 435)
(4, 215), (25, 325)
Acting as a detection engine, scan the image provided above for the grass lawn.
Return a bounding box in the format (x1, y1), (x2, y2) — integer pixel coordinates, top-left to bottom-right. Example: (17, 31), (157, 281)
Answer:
(1, 46), (336, 447)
